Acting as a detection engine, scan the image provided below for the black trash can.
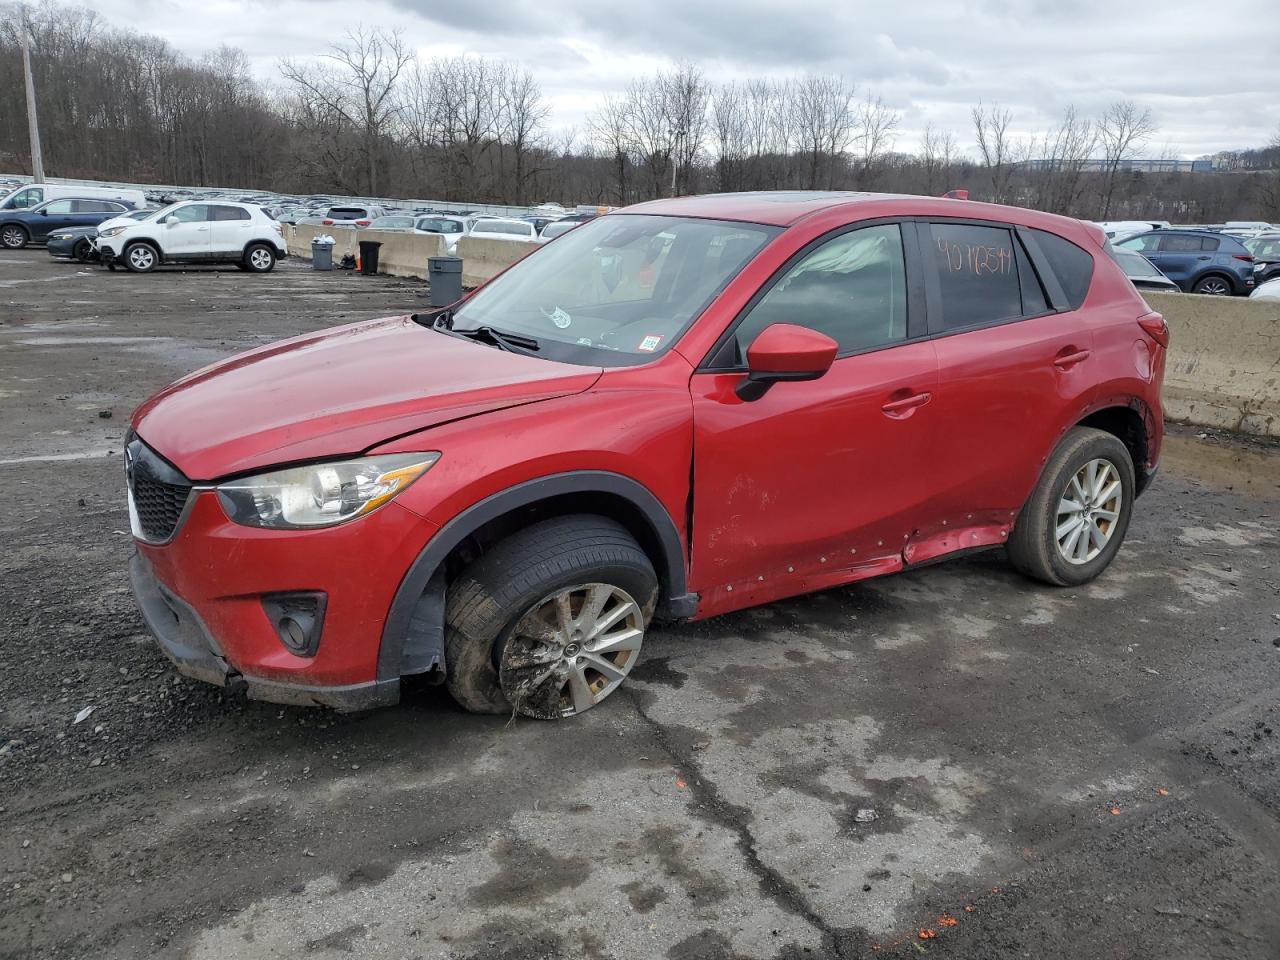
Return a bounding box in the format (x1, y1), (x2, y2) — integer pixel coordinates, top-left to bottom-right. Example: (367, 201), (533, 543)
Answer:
(358, 240), (382, 275)
(427, 256), (463, 307)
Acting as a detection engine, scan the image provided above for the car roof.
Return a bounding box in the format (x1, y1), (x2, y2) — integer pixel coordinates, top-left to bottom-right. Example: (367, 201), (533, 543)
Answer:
(618, 191), (1094, 237)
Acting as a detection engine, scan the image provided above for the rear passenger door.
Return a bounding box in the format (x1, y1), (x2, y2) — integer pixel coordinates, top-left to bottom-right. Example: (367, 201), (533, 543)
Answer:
(921, 221), (1096, 551)
(208, 205), (252, 257)
(1153, 234), (1210, 288)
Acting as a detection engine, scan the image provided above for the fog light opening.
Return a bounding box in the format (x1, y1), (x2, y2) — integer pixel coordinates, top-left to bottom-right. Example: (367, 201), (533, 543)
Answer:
(262, 592), (327, 659)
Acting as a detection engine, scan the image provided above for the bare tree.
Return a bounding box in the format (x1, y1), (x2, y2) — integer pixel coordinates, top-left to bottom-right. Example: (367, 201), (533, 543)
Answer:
(587, 93), (634, 204)
(972, 101), (1017, 203)
(1030, 105), (1097, 215)
(850, 92), (899, 188)
(792, 74), (856, 190)
(279, 27), (412, 196)
(1096, 100), (1156, 218)
(496, 65), (548, 205)
(920, 122), (957, 195)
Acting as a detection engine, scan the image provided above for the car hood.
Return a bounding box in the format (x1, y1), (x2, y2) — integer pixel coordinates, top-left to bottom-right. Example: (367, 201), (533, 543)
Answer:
(133, 315), (603, 480)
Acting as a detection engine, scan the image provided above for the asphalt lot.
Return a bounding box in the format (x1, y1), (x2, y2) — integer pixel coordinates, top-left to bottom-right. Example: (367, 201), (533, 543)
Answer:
(1, 248), (1279, 960)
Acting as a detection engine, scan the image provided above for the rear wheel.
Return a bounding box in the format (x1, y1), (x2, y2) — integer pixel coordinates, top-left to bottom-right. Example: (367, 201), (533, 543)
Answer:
(1192, 274), (1232, 296)
(123, 243), (158, 273)
(1, 224), (29, 249)
(1007, 427), (1135, 587)
(244, 243), (276, 273)
(444, 516), (657, 719)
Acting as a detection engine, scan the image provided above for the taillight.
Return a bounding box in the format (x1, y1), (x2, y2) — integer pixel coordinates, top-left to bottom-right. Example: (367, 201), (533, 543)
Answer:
(1138, 313), (1169, 347)
(1233, 254), (1254, 262)
(322, 219), (334, 225)
(356, 219), (371, 227)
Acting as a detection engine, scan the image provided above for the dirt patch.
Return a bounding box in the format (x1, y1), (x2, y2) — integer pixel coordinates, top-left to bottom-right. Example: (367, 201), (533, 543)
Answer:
(1162, 423), (1280, 496)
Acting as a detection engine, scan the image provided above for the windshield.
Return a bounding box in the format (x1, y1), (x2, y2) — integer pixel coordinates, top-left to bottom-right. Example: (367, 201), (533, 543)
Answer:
(450, 214), (780, 366)
(372, 217), (414, 228)
(1245, 237), (1280, 260)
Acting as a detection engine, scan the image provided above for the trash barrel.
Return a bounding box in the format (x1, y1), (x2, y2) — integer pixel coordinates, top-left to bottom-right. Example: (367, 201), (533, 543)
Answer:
(358, 240), (382, 276)
(311, 239), (334, 271)
(427, 256), (463, 307)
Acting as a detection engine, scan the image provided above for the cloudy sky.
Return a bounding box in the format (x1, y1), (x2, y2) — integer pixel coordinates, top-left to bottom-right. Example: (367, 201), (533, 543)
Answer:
(100, 0), (1278, 157)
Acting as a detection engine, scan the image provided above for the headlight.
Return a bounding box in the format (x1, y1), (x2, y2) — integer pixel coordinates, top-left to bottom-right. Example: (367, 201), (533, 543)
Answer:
(216, 453), (439, 530)
(51, 232), (72, 240)
(100, 226), (126, 238)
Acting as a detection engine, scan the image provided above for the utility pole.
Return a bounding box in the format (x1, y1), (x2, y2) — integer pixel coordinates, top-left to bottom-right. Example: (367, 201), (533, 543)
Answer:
(19, 6), (45, 183)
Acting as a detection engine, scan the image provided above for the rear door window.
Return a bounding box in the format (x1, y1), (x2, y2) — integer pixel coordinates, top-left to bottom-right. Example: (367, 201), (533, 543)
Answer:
(929, 223), (1025, 329)
(1159, 235), (1205, 253)
(212, 205), (251, 221)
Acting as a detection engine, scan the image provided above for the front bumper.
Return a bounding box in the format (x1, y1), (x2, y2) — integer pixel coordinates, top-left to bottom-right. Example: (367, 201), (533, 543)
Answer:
(47, 235), (88, 258)
(131, 552), (401, 711)
(129, 479), (440, 711)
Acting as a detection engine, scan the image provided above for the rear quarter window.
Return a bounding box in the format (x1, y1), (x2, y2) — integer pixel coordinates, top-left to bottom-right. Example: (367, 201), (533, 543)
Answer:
(1030, 229), (1094, 309)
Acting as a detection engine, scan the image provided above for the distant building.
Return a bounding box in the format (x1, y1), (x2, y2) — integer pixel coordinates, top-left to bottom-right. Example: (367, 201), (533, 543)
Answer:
(1018, 158), (1216, 173)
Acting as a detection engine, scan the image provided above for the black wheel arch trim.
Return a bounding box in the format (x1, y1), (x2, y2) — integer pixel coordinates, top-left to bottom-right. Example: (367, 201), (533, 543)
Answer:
(376, 470), (692, 683)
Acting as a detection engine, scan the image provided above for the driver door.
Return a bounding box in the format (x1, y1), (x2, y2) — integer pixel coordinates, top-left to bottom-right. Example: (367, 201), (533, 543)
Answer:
(32, 199), (76, 240)
(160, 204), (213, 258)
(688, 222), (940, 616)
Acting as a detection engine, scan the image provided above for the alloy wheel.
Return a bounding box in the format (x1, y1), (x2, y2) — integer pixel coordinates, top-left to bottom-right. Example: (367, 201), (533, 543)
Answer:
(498, 582), (645, 719)
(128, 246), (155, 270)
(1, 226), (25, 248)
(1196, 277), (1229, 295)
(1055, 458), (1123, 565)
(249, 247), (273, 270)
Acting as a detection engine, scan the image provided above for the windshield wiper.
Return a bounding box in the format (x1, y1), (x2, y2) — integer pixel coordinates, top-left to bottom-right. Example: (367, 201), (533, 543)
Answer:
(449, 325), (540, 353)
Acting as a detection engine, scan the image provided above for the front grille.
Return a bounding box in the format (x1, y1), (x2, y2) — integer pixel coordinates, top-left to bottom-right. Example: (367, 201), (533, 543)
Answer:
(132, 473), (191, 541)
(126, 438), (192, 542)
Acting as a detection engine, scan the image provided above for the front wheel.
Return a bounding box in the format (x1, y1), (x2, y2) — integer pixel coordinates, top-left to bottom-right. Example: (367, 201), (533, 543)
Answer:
(444, 516), (657, 719)
(1007, 427), (1135, 587)
(1192, 275), (1232, 296)
(73, 239), (94, 263)
(1, 225), (29, 249)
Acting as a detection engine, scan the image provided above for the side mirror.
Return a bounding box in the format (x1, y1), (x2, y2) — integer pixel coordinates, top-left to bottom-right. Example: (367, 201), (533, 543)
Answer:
(164, 217), (177, 227)
(737, 323), (838, 401)
(39, 209), (49, 216)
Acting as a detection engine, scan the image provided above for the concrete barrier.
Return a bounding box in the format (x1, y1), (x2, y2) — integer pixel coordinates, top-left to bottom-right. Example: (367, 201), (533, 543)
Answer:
(283, 225), (536, 287)
(1149, 291), (1280, 437)
(284, 225), (445, 280)
(454, 236), (539, 286)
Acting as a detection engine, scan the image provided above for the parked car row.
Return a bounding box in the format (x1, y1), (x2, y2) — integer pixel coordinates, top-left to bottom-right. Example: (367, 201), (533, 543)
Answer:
(0, 184), (288, 273)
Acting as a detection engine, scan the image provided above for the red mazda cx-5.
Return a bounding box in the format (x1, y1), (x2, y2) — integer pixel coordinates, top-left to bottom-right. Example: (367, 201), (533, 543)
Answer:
(127, 192), (1167, 720)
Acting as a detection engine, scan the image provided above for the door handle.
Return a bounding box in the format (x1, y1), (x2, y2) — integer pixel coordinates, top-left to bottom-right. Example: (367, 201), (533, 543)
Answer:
(1053, 348), (1091, 369)
(881, 391), (932, 416)
(1196, 255), (1211, 260)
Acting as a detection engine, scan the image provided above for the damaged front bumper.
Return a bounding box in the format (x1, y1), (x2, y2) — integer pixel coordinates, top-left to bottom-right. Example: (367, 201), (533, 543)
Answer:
(130, 552), (400, 712)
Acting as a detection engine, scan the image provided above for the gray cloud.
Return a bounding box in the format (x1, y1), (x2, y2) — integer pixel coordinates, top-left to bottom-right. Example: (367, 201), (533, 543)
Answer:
(86, 0), (1280, 156)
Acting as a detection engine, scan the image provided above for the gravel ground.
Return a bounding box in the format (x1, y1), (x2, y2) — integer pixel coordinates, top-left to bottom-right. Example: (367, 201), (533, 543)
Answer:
(1, 249), (1278, 960)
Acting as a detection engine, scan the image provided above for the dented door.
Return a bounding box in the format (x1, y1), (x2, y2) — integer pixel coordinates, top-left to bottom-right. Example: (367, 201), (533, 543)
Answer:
(688, 341), (939, 617)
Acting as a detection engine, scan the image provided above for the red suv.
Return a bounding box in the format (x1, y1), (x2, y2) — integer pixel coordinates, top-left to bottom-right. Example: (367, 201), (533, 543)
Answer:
(127, 192), (1167, 720)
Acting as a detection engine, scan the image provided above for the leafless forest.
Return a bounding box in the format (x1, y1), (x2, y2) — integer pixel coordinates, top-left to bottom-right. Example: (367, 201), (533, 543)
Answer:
(2, 4), (1278, 219)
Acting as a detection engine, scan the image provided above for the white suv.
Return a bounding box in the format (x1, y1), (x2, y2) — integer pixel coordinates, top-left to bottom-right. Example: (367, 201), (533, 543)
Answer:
(97, 201), (287, 273)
